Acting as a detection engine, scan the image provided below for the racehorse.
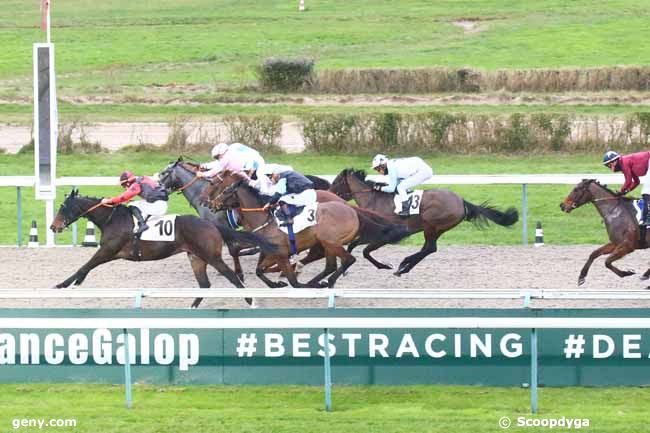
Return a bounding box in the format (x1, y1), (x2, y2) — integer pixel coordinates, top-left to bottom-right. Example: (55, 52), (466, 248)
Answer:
(204, 171), (410, 288)
(50, 189), (278, 307)
(159, 159), (355, 273)
(330, 168), (519, 275)
(157, 158), (261, 281)
(560, 179), (649, 285)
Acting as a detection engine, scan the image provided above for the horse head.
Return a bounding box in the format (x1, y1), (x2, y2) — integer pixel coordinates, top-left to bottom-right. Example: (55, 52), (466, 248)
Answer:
(330, 169), (354, 200)
(51, 188), (93, 232)
(204, 170), (245, 212)
(560, 179), (606, 213)
(158, 158), (201, 193)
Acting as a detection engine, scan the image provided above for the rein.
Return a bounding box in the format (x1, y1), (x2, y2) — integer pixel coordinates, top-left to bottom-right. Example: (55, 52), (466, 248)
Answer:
(79, 202), (113, 218)
(177, 176), (199, 192)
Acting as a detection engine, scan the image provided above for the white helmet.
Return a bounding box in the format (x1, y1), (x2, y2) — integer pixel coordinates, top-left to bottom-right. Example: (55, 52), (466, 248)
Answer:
(371, 154), (389, 169)
(211, 143), (230, 158)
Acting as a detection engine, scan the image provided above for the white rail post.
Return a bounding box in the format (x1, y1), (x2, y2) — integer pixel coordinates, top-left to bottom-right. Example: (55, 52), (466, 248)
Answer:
(123, 328), (133, 408)
(522, 183), (528, 245)
(324, 293), (335, 411)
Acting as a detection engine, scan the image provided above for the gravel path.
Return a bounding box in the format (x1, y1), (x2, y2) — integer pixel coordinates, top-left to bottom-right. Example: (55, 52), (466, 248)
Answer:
(2, 245), (650, 309)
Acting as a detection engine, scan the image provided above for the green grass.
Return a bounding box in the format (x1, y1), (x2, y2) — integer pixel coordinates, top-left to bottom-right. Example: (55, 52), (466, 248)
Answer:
(2, 102), (650, 125)
(0, 384), (647, 433)
(0, 152), (616, 246)
(2, 0), (650, 103)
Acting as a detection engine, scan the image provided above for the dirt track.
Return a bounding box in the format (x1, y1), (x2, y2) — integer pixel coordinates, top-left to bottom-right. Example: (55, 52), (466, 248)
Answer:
(2, 245), (650, 309)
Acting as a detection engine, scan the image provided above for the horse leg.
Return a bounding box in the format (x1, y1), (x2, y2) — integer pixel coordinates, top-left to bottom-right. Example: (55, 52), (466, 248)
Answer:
(188, 253), (210, 309)
(604, 245), (636, 278)
(395, 230), (438, 276)
(360, 241), (393, 270)
(255, 254), (289, 288)
(321, 242), (357, 288)
(278, 256), (327, 288)
(306, 255), (337, 286)
(578, 243), (616, 286)
(346, 239), (360, 253)
(231, 253), (245, 283)
(55, 246), (119, 288)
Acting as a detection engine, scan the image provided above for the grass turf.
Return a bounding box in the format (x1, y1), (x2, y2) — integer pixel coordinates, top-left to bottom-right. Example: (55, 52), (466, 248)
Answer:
(0, 384), (647, 433)
(0, 152), (616, 246)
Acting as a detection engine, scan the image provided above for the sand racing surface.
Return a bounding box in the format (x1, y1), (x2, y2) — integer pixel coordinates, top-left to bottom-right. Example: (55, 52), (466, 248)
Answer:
(1, 245), (650, 309)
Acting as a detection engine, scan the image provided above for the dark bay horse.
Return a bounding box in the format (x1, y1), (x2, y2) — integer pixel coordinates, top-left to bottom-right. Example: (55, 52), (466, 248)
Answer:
(159, 159), (353, 274)
(560, 179), (649, 285)
(50, 189), (278, 307)
(204, 171), (409, 288)
(157, 158), (262, 281)
(330, 168), (519, 275)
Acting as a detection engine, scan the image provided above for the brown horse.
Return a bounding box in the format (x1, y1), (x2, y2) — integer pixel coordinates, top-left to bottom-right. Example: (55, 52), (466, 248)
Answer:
(160, 160), (353, 273)
(50, 189), (278, 307)
(203, 171), (410, 288)
(560, 179), (649, 285)
(330, 168), (519, 276)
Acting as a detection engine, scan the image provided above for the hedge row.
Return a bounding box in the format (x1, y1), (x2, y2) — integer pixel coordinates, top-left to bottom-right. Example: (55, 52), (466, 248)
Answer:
(302, 112), (650, 154)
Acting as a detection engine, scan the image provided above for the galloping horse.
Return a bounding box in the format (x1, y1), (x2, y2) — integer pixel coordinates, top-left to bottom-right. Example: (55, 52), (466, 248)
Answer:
(157, 158), (261, 281)
(204, 171), (409, 288)
(330, 168), (519, 275)
(560, 179), (649, 285)
(159, 159), (351, 273)
(50, 189), (278, 307)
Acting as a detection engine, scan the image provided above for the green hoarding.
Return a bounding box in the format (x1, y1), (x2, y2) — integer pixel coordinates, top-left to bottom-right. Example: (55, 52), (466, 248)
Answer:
(0, 308), (648, 386)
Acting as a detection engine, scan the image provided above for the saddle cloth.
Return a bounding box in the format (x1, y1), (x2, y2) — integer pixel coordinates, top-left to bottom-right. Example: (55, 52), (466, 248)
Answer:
(275, 202), (318, 235)
(634, 199), (646, 225)
(393, 190), (424, 215)
(133, 214), (177, 241)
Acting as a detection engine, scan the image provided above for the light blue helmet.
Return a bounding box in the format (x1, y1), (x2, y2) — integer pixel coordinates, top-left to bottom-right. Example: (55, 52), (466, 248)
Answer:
(602, 150), (620, 166)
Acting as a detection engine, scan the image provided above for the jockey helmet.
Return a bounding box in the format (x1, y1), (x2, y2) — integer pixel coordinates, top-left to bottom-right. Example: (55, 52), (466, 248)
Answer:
(371, 154), (389, 169)
(242, 159), (260, 172)
(211, 142), (230, 158)
(602, 150), (620, 166)
(119, 171), (135, 186)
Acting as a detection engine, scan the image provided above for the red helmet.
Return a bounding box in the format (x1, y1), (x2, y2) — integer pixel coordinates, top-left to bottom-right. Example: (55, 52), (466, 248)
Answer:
(119, 171), (135, 186)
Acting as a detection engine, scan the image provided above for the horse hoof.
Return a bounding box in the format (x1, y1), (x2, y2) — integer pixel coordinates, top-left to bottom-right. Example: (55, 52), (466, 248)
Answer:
(641, 275), (650, 281)
(393, 271), (402, 277)
(245, 297), (253, 305)
(318, 281), (329, 288)
(379, 263), (393, 270)
(274, 281), (288, 288)
(52, 284), (63, 289)
(577, 277), (585, 286)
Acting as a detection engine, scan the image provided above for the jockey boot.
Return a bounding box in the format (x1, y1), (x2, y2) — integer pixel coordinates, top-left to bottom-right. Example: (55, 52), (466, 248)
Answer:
(398, 199), (410, 218)
(130, 206), (149, 236)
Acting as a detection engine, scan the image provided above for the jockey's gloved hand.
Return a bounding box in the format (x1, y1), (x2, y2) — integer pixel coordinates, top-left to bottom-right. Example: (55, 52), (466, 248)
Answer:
(373, 184), (383, 191)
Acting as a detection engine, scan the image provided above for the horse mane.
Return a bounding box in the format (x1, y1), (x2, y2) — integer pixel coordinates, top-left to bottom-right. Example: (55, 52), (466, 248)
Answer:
(588, 179), (634, 200)
(343, 167), (381, 188)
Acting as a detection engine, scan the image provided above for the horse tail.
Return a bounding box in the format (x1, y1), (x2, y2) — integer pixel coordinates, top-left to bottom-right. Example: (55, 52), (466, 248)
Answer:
(213, 223), (278, 255)
(353, 207), (411, 245)
(306, 175), (332, 191)
(463, 200), (519, 228)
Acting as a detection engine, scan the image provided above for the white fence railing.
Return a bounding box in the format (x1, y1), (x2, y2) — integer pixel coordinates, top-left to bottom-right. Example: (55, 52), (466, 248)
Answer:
(1, 173), (626, 247)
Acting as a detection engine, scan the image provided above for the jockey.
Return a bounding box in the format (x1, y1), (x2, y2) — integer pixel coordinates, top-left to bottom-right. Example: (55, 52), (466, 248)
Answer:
(197, 142), (264, 179)
(260, 165), (315, 256)
(260, 165), (315, 222)
(101, 171), (169, 236)
(371, 154), (433, 217)
(242, 161), (293, 196)
(603, 150), (650, 225)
